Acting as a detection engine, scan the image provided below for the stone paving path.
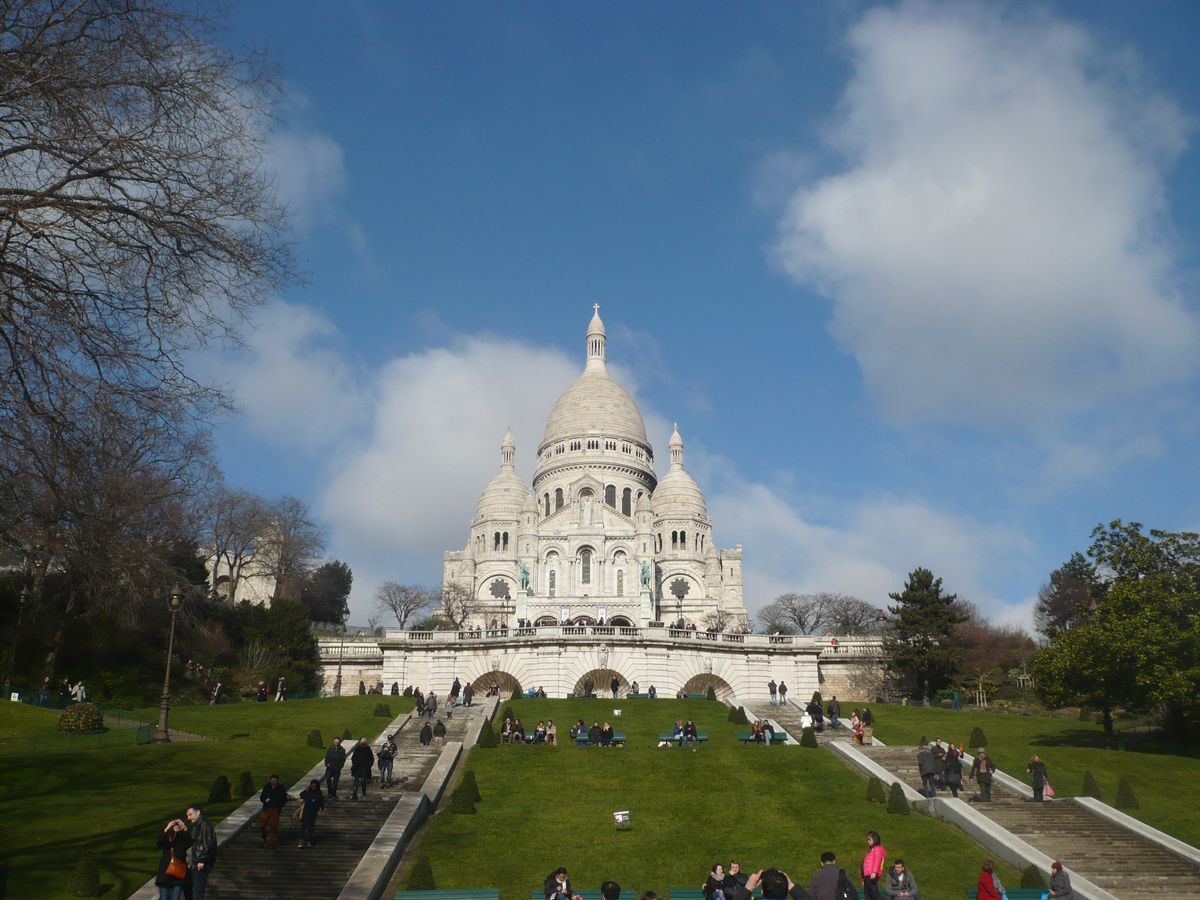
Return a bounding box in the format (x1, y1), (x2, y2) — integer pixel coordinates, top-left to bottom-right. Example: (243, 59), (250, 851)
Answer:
(202, 703), (485, 900)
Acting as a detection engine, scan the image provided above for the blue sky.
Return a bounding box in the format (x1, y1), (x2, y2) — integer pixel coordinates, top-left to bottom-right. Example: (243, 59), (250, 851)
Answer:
(209, 1), (1200, 628)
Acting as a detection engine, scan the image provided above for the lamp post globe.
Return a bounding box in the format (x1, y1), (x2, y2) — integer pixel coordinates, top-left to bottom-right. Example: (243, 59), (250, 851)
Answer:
(154, 585), (185, 743)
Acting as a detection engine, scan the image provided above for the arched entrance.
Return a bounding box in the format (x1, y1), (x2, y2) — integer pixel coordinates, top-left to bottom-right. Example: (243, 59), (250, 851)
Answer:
(573, 668), (630, 698)
(608, 615), (634, 627)
(533, 615), (558, 627)
(470, 670), (524, 698)
(681, 673), (735, 702)
(569, 615), (595, 626)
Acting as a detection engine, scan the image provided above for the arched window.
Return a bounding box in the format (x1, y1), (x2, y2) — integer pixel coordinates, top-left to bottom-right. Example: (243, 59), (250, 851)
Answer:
(494, 532), (501, 551)
(580, 548), (592, 584)
(549, 570), (556, 598)
(616, 570), (624, 596)
(605, 484), (616, 507)
(672, 531), (678, 550)
(502, 532), (509, 551)
(544, 493), (550, 516)
(681, 530), (687, 550)
(621, 487), (631, 516)
(555, 488), (564, 510)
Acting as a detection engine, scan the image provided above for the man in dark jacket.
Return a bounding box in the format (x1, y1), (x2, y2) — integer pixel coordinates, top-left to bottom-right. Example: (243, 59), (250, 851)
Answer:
(324, 737), (347, 799)
(186, 804), (217, 900)
(350, 737), (374, 799)
(808, 852), (841, 900)
(730, 867), (812, 899)
(610, 676), (620, 699)
(917, 745), (939, 797)
(463, 682), (474, 706)
(970, 750), (994, 802)
(258, 774), (288, 847)
(827, 696), (841, 728)
(587, 721), (602, 745)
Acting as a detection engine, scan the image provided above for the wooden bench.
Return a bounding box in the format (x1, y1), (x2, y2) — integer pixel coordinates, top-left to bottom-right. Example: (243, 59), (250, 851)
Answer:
(658, 731), (709, 744)
(964, 890), (1048, 899)
(573, 732), (627, 747)
(398, 891), (499, 899)
(738, 731), (789, 744)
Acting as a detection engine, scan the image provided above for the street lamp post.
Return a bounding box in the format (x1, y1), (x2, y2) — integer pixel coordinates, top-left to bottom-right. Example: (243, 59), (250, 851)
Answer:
(333, 622), (345, 697)
(154, 585), (185, 743)
(3, 585), (30, 698)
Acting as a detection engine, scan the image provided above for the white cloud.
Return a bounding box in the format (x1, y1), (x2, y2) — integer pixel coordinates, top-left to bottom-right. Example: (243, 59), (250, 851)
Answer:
(773, 1), (1198, 432)
(268, 129), (346, 230)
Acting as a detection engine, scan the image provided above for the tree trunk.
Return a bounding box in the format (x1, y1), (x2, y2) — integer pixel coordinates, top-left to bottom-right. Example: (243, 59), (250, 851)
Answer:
(43, 586), (79, 684)
(1102, 706), (1115, 748)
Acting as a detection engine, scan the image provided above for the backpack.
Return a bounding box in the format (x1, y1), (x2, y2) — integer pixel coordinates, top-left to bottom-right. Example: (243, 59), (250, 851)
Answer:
(836, 869), (861, 900)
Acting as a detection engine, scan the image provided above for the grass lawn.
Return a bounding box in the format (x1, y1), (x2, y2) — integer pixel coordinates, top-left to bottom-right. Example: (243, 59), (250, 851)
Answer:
(867, 705), (1200, 847)
(399, 698), (1019, 898)
(0, 695), (410, 899)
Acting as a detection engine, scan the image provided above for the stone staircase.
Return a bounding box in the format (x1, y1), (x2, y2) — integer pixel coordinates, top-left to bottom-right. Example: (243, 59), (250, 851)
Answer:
(861, 744), (1200, 899)
(204, 704), (482, 900)
(762, 700), (845, 746)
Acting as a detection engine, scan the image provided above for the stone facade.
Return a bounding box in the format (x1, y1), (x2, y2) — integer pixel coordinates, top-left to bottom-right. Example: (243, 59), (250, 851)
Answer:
(442, 307), (747, 630)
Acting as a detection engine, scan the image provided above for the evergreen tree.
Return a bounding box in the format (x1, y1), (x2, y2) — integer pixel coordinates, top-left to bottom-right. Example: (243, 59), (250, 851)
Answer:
(866, 776), (887, 803)
(407, 855), (436, 889)
(341, 728), (352, 741)
(207, 775), (231, 803)
(969, 727), (987, 749)
(306, 729), (323, 748)
(1019, 865), (1048, 889)
(727, 705), (749, 725)
(706, 685), (718, 701)
(1116, 775), (1140, 809)
(886, 782), (911, 815)
(461, 770), (482, 803)
(237, 771), (255, 798)
(1082, 771), (1102, 799)
(1035, 552), (1102, 639)
(800, 726), (818, 748)
(884, 567), (967, 702)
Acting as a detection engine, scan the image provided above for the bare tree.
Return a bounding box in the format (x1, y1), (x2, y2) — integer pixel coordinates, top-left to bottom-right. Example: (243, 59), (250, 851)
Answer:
(702, 608), (738, 633)
(252, 496), (326, 602)
(0, 0), (292, 457)
(755, 600), (798, 634)
(201, 487), (272, 603)
(823, 594), (887, 635)
(439, 583), (477, 629)
(761, 593), (829, 634)
(375, 582), (433, 629)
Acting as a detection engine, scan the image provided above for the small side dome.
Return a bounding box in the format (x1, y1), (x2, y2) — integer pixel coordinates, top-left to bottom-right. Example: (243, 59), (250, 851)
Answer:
(474, 430), (532, 522)
(652, 424), (708, 519)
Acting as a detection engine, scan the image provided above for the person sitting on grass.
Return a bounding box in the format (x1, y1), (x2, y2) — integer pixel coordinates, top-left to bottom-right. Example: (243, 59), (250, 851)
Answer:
(683, 719), (699, 750)
(546, 719), (557, 745)
(886, 859), (919, 899)
(600, 721), (614, 746)
(588, 720), (603, 744)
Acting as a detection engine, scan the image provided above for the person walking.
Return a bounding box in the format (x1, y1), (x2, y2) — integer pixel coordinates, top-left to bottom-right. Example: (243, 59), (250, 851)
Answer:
(297, 779), (325, 847)
(1027, 754), (1049, 802)
(209, 681), (224, 705)
(274, 675), (286, 701)
(778, 681), (788, 705)
(463, 682), (474, 707)
(1049, 861), (1073, 898)
(71, 679), (87, 703)
(257, 774), (287, 848)
(450, 676), (461, 705)
(377, 734), (397, 786)
(433, 718), (447, 748)
(917, 744), (939, 798)
(324, 736), (347, 799)
(185, 804), (216, 900)
(827, 695), (841, 728)
(350, 737), (374, 799)
(154, 818), (191, 900)
(970, 750), (995, 802)
(862, 831), (886, 900)
(944, 746), (964, 799)
(610, 676), (620, 699)
(767, 679), (778, 706)
(420, 720), (433, 746)
(426, 690), (438, 718)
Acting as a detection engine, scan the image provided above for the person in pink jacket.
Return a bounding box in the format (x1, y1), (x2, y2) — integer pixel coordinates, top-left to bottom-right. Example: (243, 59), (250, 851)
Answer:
(861, 831), (886, 900)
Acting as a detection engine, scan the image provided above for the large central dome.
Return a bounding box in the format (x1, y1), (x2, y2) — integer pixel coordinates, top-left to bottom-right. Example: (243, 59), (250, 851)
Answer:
(538, 307), (650, 450)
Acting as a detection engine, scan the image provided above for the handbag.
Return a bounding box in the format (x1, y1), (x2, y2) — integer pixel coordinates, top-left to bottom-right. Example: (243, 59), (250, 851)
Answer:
(292, 803), (304, 821)
(165, 854), (187, 880)
(1044, 781), (1055, 798)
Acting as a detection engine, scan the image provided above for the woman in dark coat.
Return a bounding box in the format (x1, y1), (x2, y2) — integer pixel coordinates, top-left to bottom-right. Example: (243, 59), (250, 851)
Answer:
(544, 866), (573, 899)
(1027, 754), (1049, 801)
(155, 818), (192, 900)
(1049, 860), (1073, 898)
(419, 721), (433, 746)
(297, 778), (325, 847)
(943, 747), (964, 798)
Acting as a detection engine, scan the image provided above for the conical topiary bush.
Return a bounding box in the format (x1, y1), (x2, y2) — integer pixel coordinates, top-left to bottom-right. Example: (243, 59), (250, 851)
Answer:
(461, 769), (482, 803)
(706, 685), (718, 701)
(237, 771), (255, 798)
(887, 782), (911, 815)
(968, 727), (987, 749)
(509, 680), (522, 698)
(207, 774), (231, 803)
(1082, 770), (1102, 799)
(1116, 775), (1140, 809)
(306, 728), (323, 748)
(800, 726), (818, 748)
(727, 704), (749, 725)
(341, 727), (352, 741)
(867, 776), (887, 804)
(448, 784), (476, 814)
(407, 855), (436, 889)
(500, 706), (514, 724)
(70, 851), (100, 897)
(1019, 865), (1048, 889)
(374, 703), (391, 717)
(476, 718), (498, 748)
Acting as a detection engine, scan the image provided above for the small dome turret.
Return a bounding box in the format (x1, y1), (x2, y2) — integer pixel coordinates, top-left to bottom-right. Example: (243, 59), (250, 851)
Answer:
(652, 424), (708, 520)
(474, 429), (532, 523)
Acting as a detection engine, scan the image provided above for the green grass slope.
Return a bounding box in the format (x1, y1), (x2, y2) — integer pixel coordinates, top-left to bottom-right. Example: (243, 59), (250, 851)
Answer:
(401, 698), (1017, 898)
(0, 695), (408, 899)
(868, 705), (1200, 846)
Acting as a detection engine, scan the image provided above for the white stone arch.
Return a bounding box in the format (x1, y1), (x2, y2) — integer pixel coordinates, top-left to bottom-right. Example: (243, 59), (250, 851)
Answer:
(571, 667), (630, 697)
(681, 672), (735, 702)
(476, 572), (515, 602)
(670, 652), (745, 701)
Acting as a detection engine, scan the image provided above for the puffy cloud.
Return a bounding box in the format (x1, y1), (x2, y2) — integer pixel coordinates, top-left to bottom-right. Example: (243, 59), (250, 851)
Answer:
(268, 129), (346, 231)
(773, 1), (1198, 431)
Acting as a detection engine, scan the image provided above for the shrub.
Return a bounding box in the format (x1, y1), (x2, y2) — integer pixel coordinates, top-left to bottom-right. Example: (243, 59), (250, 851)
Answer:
(306, 729), (323, 748)
(476, 718), (498, 748)
(58, 703), (105, 735)
(237, 771), (255, 798)
(727, 705), (749, 725)
(461, 769), (482, 803)
(207, 774), (231, 803)
(1082, 770), (1102, 799)
(374, 703), (391, 718)
(69, 851), (100, 897)
(509, 679), (522, 698)
(867, 776), (887, 804)
(407, 854), (436, 889)
(341, 727), (352, 741)
(887, 782), (911, 815)
(968, 727), (987, 749)
(1019, 865), (1048, 889)
(1116, 776), (1140, 809)
(811, 690), (823, 706)
(800, 726), (818, 748)
(448, 784), (476, 814)
(706, 685), (717, 701)
(1078, 705), (1091, 721)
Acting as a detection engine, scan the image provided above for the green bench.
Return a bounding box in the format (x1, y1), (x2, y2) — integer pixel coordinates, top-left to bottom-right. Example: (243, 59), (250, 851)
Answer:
(658, 731), (709, 744)
(626, 693), (654, 698)
(398, 891), (499, 899)
(738, 730), (789, 743)
(531, 892), (637, 900)
(667, 891), (705, 900)
(964, 890), (1048, 900)
(573, 731), (627, 747)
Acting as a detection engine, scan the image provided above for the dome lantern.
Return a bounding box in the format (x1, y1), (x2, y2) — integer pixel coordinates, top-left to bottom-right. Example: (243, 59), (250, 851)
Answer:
(586, 303), (606, 371)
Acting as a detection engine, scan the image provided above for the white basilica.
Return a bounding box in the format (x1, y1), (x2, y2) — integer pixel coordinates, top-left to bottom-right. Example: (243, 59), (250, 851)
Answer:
(442, 307), (748, 631)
